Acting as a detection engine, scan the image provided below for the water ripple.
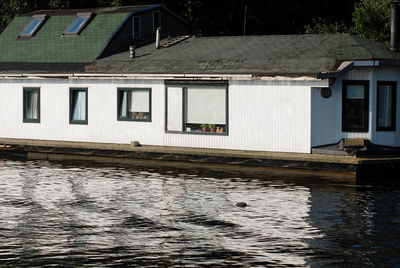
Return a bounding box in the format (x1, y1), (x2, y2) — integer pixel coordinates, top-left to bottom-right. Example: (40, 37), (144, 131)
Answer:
(0, 159), (399, 267)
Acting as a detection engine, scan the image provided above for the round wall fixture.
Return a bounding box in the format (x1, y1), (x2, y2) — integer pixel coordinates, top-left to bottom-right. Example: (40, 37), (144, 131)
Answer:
(321, 87), (332, 98)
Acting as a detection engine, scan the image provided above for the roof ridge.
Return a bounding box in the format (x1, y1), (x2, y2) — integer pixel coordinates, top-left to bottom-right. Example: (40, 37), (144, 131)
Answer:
(192, 33), (350, 39)
(17, 5), (159, 16)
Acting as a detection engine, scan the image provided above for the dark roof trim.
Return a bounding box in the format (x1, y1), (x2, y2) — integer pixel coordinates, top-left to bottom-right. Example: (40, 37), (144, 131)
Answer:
(96, 5), (188, 59)
(317, 61), (354, 79)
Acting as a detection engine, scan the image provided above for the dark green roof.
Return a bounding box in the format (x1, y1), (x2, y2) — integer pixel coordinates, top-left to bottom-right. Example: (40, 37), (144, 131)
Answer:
(87, 34), (400, 76)
(0, 12), (128, 63)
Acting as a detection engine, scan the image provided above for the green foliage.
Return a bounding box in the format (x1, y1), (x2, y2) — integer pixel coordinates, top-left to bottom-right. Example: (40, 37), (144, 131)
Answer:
(0, 0), (392, 43)
(0, 0), (30, 33)
(352, 0), (391, 43)
(305, 18), (350, 34)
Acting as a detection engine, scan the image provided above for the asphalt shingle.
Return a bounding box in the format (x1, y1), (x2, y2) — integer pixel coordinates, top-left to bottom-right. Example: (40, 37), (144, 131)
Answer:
(87, 34), (400, 76)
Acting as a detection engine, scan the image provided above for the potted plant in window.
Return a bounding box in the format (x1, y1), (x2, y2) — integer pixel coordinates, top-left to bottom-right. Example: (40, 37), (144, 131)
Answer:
(208, 124), (215, 132)
(200, 124), (207, 132)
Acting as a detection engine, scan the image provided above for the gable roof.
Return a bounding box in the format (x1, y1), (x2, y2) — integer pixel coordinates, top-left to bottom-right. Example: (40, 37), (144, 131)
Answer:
(86, 34), (400, 77)
(0, 5), (187, 73)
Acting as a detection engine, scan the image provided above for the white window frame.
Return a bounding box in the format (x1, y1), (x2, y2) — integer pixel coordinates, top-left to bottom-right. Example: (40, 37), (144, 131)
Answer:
(165, 81), (229, 135)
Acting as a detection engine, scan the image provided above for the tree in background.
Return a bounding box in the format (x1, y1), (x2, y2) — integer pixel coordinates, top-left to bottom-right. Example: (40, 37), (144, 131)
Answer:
(306, 0), (391, 44)
(352, 0), (391, 43)
(0, 0), (394, 44)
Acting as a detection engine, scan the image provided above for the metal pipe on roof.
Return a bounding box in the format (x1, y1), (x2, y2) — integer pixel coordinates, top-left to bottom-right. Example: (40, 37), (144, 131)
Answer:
(129, 46), (135, 58)
(390, 1), (400, 51)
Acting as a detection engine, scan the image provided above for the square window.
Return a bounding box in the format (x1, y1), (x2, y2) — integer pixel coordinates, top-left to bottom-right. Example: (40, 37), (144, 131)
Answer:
(117, 88), (151, 122)
(63, 13), (93, 35)
(377, 81), (397, 131)
(342, 80), (369, 132)
(19, 15), (48, 38)
(70, 88), (88, 124)
(166, 83), (228, 134)
(23, 87), (40, 123)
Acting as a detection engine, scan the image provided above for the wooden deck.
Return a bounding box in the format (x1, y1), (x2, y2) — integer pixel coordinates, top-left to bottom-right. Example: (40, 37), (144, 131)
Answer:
(1, 138), (400, 183)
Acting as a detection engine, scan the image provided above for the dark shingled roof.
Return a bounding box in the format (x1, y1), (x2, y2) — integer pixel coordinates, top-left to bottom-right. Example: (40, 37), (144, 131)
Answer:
(0, 5), (169, 73)
(86, 34), (400, 77)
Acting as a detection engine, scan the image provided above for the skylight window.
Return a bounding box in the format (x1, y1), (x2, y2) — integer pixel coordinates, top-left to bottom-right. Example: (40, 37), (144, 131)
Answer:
(63, 13), (93, 35)
(19, 15), (48, 38)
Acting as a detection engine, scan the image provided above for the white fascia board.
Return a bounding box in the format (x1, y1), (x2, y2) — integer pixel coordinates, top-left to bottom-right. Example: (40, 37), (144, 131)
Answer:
(353, 60), (379, 67)
(0, 73), (321, 81)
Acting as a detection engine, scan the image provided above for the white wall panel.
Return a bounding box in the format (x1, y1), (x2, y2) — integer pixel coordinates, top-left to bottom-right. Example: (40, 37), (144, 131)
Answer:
(0, 78), (319, 153)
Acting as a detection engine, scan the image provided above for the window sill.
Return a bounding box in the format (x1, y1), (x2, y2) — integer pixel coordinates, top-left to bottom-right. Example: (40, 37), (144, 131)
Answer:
(70, 120), (88, 125)
(23, 119), (40, 123)
(118, 118), (151, 122)
(166, 130), (228, 136)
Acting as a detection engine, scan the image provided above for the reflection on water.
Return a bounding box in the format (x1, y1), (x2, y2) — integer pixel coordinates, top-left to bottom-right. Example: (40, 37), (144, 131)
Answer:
(0, 159), (399, 267)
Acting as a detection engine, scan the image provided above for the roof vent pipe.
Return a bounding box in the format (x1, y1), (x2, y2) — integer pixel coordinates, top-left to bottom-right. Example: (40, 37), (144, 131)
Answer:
(129, 46), (135, 58)
(390, 1), (400, 51)
(156, 27), (161, 49)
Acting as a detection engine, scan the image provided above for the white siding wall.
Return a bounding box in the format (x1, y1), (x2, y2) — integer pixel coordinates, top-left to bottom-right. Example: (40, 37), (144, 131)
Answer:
(0, 78), (319, 153)
(311, 67), (400, 147)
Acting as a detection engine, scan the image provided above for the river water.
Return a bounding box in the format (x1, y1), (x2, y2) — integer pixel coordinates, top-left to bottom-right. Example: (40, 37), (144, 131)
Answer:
(0, 159), (399, 267)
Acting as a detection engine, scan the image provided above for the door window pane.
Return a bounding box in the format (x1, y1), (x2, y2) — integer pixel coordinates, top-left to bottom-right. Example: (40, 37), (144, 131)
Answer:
(377, 82), (396, 131)
(342, 81), (369, 132)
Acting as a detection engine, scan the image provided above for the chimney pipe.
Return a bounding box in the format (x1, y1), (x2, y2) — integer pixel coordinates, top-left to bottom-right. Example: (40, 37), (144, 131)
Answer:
(390, 1), (400, 51)
(156, 27), (161, 49)
(129, 46), (135, 58)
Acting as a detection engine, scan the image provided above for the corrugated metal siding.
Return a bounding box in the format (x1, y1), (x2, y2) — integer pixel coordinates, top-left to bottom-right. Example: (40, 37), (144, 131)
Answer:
(312, 67), (400, 147)
(0, 78), (318, 153)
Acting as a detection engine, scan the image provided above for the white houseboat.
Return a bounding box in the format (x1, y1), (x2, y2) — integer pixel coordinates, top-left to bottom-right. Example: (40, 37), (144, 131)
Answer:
(1, 5), (400, 156)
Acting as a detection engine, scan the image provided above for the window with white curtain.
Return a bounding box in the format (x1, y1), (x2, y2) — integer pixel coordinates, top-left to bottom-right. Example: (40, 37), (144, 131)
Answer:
(117, 88), (151, 121)
(377, 81), (397, 131)
(70, 88), (88, 124)
(166, 83), (228, 134)
(23, 87), (40, 123)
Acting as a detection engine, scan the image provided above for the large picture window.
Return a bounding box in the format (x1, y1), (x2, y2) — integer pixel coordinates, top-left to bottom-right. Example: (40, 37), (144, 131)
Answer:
(117, 88), (151, 122)
(342, 80), (369, 132)
(23, 87), (40, 123)
(166, 82), (228, 134)
(377, 81), (397, 131)
(70, 88), (88, 124)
